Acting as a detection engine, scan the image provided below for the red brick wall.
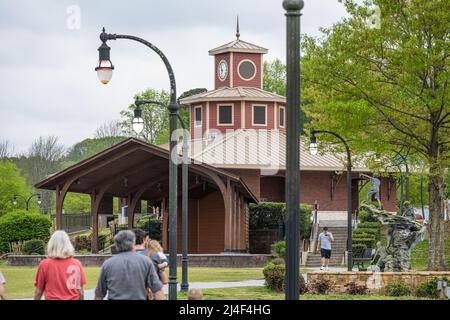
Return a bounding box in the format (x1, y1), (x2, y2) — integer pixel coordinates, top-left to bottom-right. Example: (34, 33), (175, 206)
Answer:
(244, 101), (275, 129)
(190, 103), (205, 140)
(215, 53), (231, 89)
(232, 53), (262, 88)
(208, 101), (242, 134)
(260, 176), (284, 202)
(227, 169), (261, 199)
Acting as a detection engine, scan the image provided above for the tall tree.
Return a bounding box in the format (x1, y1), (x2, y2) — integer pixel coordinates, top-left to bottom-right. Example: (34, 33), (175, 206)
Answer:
(263, 59), (286, 96)
(302, 0), (449, 269)
(0, 140), (14, 159)
(120, 89), (170, 144)
(0, 160), (31, 215)
(94, 120), (123, 139)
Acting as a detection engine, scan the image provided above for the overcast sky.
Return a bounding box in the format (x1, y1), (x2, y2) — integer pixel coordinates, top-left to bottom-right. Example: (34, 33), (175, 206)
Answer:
(0, 0), (349, 154)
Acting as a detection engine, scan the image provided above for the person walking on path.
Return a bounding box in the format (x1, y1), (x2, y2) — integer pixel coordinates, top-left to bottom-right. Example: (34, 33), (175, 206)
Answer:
(0, 270), (6, 300)
(133, 229), (148, 256)
(95, 230), (164, 300)
(34, 230), (86, 300)
(316, 227), (334, 271)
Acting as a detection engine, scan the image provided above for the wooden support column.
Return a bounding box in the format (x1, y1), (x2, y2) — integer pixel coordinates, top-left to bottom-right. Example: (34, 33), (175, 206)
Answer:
(55, 185), (63, 230)
(90, 193), (99, 253)
(224, 178), (233, 252)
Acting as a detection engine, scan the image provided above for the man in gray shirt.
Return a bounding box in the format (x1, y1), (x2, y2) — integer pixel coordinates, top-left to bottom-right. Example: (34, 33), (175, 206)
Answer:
(95, 230), (164, 300)
(316, 227), (334, 271)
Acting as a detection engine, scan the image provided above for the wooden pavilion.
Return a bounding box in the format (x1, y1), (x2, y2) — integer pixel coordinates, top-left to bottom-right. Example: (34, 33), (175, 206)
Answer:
(35, 138), (258, 253)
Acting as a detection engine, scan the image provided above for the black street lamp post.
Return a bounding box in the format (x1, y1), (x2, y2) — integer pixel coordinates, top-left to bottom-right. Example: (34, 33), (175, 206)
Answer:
(310, 129), (353, 271)
(13, 193), (42, 211)
(282, 0), (304, 300)
(134, 99), (190, 292)
(95, 28), (180, 300)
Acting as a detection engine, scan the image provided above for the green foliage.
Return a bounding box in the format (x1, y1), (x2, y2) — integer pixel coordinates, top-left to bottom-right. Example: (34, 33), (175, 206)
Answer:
(249, 202), (312, 239)
(353, 228), (380, 241)
(262, 262), (306, 294)
(346, 282), (369, 295)
(352, 235), (376, 249)
(352, 243), (367, 258)
(273, 241), (285, 259)
(415, 277), (449, 298)
(119, 89), (170, 144)
(65, 137), (127, 164)
(0, 160), (31, 216)
(135, 216), (162, 241)
(22, 239), (46, 255)
(384, 281), (411, 297)
(63, 193), (91, 213)
(263, 59), (286, 96)
(357, 222), (381, 229)
(270, 257), (285, 265)
(0, 210), (51, 252)
(73, 230), (109, 252)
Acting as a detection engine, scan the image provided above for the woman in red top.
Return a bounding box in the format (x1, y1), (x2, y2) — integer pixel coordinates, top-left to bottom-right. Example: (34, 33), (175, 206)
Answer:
(34, 230), (86, 300)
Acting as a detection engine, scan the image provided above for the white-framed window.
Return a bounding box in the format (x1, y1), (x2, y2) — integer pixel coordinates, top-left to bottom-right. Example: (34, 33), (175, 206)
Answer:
(194, 105), (202, 127)
(279, 106), (285, 128)
(217, 104), (234, 125)
(252, 104), (267, 126)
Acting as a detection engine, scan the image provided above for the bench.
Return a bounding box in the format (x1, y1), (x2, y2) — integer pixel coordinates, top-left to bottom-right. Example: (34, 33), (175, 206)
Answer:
(352, 248), (375, 271)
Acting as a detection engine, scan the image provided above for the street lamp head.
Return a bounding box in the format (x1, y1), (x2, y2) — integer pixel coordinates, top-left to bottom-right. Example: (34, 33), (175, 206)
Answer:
(37, 194), (42, 205)
(282, 0), (304, 11)
(309, 130), (318, 155)
(12, 195), (17, 206)
(132, 106), (144, 134)
(95, 33), (114, 84)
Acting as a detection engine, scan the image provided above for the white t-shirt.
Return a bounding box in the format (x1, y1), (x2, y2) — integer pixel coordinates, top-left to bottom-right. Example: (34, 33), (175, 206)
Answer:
(0, 271), (5, 284)
(318, 232), (333, 250)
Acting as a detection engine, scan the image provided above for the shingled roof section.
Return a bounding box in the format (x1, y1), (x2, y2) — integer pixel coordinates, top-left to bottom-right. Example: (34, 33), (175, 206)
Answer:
(161, 129), (371, 172)
(179, 87), (286, 104)
(208, 38), (268, 55)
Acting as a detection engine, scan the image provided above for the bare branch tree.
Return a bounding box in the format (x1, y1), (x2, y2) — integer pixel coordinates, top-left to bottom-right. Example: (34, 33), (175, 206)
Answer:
(94, 120), (123, 138)
(0, 140), (14, 159)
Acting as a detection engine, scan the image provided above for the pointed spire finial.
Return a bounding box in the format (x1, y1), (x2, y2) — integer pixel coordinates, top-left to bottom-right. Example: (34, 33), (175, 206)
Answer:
(236, 15), (240, 39)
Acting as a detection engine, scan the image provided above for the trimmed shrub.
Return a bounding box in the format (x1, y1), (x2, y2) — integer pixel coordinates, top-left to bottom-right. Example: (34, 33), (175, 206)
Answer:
(356, 228), (380, 241)
(385, 281), (411, 296)
(249, 202), (312, 239)
(357, 222), (381, 229)
(263, 262), (285, 292)
(22, 239), (46, 255)
(270, 257), (285, 265)
(262, 262), (307, 294)
(0, 210), (51, 253)
(352, 243), (367, 258)
(352, 235), (376, 248)
(416, 277), (449, 299)
(308, 278), (333, 295)
(74, 230), (108, 251)
(273, 241), (286, 259)
(346, 282), (369, 295)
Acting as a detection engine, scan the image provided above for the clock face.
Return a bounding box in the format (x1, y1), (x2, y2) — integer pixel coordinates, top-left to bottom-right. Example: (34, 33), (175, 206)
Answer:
(218, 60), (228, 81)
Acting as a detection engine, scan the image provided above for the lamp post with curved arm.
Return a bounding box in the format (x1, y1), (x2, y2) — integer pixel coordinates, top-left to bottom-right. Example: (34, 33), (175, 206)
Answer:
(134, 99), (190, 292)
(13, 193), (42, 211)
(310, 129), (353, 271)
(95, 28), (180, 300)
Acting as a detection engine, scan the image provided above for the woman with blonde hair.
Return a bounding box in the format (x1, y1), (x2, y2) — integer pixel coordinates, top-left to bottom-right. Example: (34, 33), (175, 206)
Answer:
(147, 240), (169, 284)
(34, 230), (86, 300)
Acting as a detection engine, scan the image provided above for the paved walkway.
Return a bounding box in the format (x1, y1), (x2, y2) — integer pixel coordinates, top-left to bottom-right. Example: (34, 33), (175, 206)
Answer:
(23, 268), (348, 300)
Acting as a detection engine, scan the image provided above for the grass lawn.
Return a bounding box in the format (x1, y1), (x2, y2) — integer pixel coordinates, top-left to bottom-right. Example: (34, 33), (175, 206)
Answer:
(411, 237), (450, 270)
(177, 286), (430, 300)
(0, 264), (263, 299)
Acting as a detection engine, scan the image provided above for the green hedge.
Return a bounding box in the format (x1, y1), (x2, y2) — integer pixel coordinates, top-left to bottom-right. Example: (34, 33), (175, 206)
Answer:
(74, 230), (109, 252)
(249, 202), (312, 239)
(357, 222), (381, 229)
(352, 235), (376, 248)
(262, 262), (306, 293)
(0, 210), (52, 253)
(22, 239), (46, 255)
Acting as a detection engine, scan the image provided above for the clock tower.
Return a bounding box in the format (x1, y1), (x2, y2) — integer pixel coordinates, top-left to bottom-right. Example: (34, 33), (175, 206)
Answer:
(209, 19), (268, 89)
